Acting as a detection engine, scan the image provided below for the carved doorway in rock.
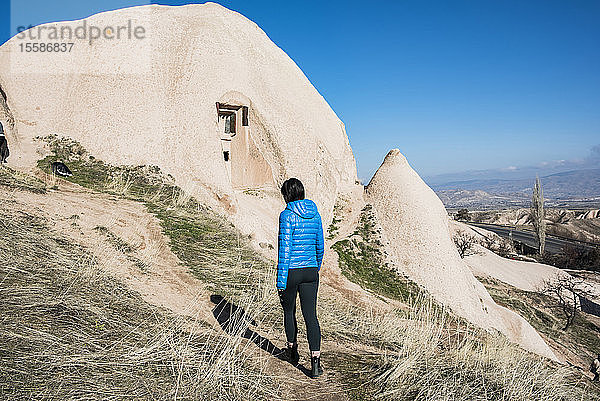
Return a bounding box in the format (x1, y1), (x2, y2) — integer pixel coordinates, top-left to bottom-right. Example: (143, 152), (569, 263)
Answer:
(216, 102), (273, 189)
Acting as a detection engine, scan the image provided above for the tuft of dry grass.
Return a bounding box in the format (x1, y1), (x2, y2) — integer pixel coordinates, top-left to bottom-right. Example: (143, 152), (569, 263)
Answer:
(370, 305), (584, 400)
(104, 170), (133, 196)
(323, 295), (594, 400)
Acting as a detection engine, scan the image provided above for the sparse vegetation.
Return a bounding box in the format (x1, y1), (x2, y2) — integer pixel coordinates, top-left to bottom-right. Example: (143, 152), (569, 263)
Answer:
(242, 188), (262, 197)
(542, 244), (600, 271)
(0, 199), (279, 400)
(37, 135), (278, 307)
(455, 208), (470, 221)
(37, 135), (187, 206)
(326, 197), (345, 239)
(540, 274), (594, 330)
(326, 295), (590, 401)
(547, 223), (589, 242)
(483, 276), (600, 368)
(480, 234), (515, 258)
(94, 225), (150, 273)
(327, 214), (341, 239)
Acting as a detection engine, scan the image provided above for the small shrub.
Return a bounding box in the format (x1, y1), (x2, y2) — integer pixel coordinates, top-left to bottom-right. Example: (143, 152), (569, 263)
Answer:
(453, 230), (479, 258)
(481, 234), (515, 258)
(540, 274), (594, 330)
(542, 244), (600, 271)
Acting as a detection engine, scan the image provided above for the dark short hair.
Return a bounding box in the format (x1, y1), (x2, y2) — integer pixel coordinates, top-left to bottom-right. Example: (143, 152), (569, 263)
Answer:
(281, 178), (305, 203)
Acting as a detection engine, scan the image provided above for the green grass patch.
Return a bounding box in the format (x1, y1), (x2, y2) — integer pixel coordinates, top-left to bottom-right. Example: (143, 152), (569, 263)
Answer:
(37, 135), (185, 202)
(326, 215), (341, 239)
(332, 204), (420, 303)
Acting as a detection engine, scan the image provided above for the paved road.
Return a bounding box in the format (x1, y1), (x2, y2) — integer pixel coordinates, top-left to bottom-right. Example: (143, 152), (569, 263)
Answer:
(467, 222), (598, 255)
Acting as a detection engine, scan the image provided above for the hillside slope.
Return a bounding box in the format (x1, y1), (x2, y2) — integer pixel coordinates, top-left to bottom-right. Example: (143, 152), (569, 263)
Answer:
(2, 157), (593, 400)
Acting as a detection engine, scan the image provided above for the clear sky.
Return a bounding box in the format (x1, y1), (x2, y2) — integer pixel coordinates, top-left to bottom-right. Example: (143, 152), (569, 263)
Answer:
(1, 0), (599, 182)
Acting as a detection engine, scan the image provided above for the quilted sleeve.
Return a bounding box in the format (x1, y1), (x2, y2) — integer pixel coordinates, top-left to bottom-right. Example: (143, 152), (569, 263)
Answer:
(316, 214), (324, 270)
(277, 211), (293, 289)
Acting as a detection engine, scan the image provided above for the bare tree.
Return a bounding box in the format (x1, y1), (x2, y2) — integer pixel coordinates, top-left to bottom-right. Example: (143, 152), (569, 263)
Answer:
(453, 231), (478, 258)
(531, 176), (546, 255)
(540, 274), (593, 330)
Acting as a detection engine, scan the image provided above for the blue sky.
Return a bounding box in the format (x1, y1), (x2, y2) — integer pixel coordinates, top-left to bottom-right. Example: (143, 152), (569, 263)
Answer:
(1, 0), (599, 182)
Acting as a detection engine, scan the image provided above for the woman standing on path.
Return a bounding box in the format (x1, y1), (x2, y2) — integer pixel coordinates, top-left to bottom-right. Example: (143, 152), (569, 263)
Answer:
(277, 178), (324, 378)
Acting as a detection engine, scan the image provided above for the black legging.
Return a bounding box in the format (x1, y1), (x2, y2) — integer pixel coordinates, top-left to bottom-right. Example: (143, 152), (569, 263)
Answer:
(279, 267), (321, 351)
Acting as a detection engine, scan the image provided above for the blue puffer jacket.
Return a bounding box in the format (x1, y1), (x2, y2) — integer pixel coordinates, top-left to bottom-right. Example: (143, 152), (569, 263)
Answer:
(277, 199), (325, 290)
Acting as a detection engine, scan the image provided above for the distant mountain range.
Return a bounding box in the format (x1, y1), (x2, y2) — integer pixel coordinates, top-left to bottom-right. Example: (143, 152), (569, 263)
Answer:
(431, 168), (600, 209)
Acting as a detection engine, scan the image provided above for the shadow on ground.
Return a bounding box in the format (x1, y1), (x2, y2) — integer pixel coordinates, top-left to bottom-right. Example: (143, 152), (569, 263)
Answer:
(210, 294), (312, 377)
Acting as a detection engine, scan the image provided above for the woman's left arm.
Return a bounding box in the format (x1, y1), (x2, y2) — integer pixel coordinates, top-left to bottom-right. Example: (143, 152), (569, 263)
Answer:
(277, 212), (293, 289)
(316, 215), (324, 270)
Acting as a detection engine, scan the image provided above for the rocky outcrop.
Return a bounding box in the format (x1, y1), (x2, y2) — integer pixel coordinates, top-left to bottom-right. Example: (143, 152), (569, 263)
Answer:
(577, 210), (600, 219)
(366, 149), (557, 360)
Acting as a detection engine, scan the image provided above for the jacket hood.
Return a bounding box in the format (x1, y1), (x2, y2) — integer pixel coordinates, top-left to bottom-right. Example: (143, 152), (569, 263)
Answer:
(286, 199), (318, 219)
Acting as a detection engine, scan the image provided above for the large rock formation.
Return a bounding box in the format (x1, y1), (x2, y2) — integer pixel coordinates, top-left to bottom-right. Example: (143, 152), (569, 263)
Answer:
(0, 3), (358, 242)
(366, 149), (557, 360)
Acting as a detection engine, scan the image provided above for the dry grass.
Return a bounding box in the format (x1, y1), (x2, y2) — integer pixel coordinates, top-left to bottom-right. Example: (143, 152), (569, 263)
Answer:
(483, 276), (600, 369)
(0, 165), (46, 193)
(0, 199), (280, 400)
(323, 296), (594, 400)
(104, 170), (133, 196)
(327, 207), (595, 399)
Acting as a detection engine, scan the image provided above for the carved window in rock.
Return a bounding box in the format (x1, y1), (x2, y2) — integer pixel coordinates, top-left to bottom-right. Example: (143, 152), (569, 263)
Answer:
(220, 111), (236, 134)
(216, 102), (249, 137)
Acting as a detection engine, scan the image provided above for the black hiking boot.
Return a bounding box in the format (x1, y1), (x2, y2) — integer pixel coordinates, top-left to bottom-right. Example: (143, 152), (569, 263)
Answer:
(285, 343), (299, 365)
(311, 356), (323, 378)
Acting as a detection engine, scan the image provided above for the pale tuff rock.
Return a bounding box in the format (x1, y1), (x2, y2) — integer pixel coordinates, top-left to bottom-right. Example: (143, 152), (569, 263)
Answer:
(0, 3), (358, 243)
(465, 245), (569, 293)
(366, 149), (557, 360)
